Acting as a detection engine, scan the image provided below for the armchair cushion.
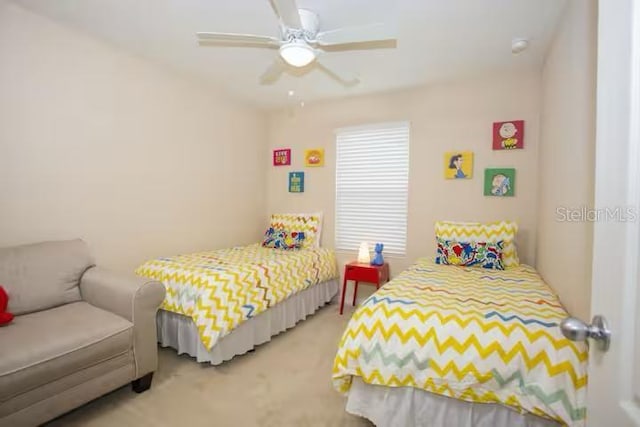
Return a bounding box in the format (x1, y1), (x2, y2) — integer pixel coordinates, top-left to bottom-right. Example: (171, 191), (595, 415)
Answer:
(0, 301), (133, 403)
(0, 240), (94, 315)
(80, 267), (165, 378)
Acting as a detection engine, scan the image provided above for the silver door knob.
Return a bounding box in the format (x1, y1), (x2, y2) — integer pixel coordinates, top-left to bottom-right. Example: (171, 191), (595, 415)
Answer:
(560, 315), (611, 351)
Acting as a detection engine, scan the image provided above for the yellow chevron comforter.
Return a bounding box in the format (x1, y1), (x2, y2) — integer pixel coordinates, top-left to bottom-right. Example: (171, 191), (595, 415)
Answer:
(333, 258), (588, 426)
(136, 244), (338, 350)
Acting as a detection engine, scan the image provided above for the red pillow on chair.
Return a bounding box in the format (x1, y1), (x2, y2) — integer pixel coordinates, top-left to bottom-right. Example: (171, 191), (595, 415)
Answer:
(0, 286), (14, 326)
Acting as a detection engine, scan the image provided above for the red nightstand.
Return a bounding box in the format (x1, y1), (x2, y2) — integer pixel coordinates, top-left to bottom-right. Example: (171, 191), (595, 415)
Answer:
(339, 261), (390, 315)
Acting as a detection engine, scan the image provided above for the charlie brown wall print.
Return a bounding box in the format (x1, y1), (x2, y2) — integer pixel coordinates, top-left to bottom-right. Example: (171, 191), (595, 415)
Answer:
(492, 120), (524, 150)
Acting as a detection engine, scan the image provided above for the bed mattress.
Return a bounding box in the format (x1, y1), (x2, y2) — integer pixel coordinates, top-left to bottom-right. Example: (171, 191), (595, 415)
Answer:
(136, 244), (339, 351)
(333, 258), (588, 426)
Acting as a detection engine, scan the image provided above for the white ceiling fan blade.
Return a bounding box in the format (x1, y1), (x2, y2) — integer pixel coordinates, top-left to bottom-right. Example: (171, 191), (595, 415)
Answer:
(269, 0), (302, 28)
(316, 23), (396, 46)
(259, 58), (286, 85)
(316, 61), (359, 87)
(197, 32), (281, 47)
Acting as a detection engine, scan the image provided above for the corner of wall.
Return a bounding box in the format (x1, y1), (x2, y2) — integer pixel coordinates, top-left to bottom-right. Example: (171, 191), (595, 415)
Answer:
(536, 0), (598, 318)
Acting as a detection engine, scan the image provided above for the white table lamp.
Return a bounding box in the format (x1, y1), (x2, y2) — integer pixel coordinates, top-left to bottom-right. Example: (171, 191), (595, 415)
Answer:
(357, 242), (370, 264)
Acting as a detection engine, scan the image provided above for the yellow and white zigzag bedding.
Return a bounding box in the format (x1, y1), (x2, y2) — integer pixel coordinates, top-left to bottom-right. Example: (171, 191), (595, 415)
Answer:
(333, 258), (588, 426)
(136, 244), (338, 350)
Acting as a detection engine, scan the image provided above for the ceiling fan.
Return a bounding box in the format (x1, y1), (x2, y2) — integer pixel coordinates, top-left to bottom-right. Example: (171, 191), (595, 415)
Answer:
(196, 0), (397, 86)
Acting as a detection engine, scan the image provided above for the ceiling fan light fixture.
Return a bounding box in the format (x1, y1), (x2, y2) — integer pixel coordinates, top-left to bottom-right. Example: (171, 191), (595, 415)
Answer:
(279, 40), (315, 67)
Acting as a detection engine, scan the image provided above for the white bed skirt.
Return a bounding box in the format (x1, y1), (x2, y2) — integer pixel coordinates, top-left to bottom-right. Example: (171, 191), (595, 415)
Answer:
(156, 279), (339, 365)
(346, 377), (560, 427)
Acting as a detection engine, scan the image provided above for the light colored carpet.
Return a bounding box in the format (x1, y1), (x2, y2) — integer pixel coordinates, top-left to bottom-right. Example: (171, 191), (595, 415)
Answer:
(46, 302), (372, 427)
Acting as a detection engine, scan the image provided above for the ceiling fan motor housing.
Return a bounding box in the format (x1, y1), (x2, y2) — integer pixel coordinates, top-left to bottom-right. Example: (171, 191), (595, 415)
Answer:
(282, 8), (319, 41)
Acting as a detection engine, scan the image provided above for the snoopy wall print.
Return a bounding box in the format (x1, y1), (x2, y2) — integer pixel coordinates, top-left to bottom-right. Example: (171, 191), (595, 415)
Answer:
(492, 120), (524, 150)
(484, 168), (516, 197)
(444, 151), (473, 179)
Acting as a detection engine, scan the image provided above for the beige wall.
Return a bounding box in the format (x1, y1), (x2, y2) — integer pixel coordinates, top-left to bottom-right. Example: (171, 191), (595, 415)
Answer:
(0, 2), (267, 272)
(536, 0), (597, 319)
(0, 0), (597, 320)
(267, 71), (542, 287)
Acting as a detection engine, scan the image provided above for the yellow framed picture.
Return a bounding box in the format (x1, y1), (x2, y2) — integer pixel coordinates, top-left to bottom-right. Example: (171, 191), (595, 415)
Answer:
(304, 148), (324, 167)
(444, 151), (473, 179)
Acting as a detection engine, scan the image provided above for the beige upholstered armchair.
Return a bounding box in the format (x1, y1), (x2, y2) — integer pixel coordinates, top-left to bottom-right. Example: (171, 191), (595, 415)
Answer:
(0, 240), (165, 427)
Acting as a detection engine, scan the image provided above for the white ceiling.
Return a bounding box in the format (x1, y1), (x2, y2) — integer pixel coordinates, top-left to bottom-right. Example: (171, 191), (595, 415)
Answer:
(11, 0), (566, 109)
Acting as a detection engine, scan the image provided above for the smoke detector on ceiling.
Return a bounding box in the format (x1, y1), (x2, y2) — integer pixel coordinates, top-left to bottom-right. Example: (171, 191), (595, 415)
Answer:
(511, 38), (529, 54)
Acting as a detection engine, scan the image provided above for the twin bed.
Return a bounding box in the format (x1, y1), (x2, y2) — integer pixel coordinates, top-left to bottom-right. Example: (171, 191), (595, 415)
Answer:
(333, 221), (588, 427)
(135, 217), (587, 427)
(137, 244), (339, 364)
(332, 258), (588, 426)
(135, 213), (340, 364)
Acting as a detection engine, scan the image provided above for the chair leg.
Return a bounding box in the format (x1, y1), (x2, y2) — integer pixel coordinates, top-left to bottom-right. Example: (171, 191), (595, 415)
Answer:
(352, 281), (359, 306)
(131, 372), (154, 393)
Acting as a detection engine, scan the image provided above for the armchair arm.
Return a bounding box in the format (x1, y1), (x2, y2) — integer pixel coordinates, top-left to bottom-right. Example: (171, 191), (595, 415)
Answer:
(80, 266), (165, 378)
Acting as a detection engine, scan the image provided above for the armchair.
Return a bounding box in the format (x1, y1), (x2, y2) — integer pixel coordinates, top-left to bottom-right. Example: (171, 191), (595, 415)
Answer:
(0, 240), (165, 426)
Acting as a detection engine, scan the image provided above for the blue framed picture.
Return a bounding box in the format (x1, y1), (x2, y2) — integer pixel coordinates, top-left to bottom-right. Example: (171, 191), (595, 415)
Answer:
(288, 172), (304, 193)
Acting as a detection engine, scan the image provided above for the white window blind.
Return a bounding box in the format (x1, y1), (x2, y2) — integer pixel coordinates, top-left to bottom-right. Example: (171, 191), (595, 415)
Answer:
(335, 122), (410, 256)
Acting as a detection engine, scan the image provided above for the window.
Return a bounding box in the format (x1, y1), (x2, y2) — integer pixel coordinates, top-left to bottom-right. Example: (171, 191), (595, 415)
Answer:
(335, 122), (410, 256)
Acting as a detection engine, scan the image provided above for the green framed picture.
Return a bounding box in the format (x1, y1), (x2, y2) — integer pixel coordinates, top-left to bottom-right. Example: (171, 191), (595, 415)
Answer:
(484, 168), (515, 197)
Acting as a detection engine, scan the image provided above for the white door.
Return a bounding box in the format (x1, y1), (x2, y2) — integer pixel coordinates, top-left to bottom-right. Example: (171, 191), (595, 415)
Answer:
(581, 0), (640, 425)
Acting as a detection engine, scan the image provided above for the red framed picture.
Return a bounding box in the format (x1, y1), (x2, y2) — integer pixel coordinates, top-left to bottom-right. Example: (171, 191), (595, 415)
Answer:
(492, 120), (525, 150)
(273, 148), (291, 166)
